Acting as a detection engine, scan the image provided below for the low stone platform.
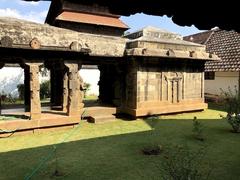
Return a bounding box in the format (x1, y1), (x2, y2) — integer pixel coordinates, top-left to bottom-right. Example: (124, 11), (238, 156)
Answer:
(0, 110), (80, 137)
(0, 105), (118, 137)
(83, 105), (117, 123)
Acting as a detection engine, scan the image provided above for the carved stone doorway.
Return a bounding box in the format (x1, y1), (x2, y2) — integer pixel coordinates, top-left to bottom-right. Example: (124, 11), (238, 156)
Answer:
(165, 72), (183, 104)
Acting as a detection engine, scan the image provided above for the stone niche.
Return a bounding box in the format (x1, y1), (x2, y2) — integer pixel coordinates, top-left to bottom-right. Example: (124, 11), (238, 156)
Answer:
(120, 26), (218, 117)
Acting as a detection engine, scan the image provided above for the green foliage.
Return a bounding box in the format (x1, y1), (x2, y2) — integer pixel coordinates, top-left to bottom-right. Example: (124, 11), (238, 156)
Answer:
(39, 66), (49, 77)
(192, 117), (205, 141)
(225, 114), (240, 133)
(221, 86), (240, 115)
(160, 145), (211, 180)
(40, 80), (50, 100)
(221, 86), (240, 133)
(0, 93), (16, 104)
(17, 84), (24, 100)
(17, 81), (51, 100)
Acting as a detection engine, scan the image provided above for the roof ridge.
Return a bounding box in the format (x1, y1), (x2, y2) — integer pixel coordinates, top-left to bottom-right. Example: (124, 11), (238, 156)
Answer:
(184, 30), (211, 38)
(203, 31), (214, 45)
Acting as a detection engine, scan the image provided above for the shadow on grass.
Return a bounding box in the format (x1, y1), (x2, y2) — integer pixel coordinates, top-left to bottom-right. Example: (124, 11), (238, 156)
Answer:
(0, 114), (29, 120)
(207, 102), (226, 112)
(0, 116), (240, 180)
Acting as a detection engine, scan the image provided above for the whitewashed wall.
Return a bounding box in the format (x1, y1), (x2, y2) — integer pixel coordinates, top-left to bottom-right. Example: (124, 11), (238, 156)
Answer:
(205, 72), (239, 95)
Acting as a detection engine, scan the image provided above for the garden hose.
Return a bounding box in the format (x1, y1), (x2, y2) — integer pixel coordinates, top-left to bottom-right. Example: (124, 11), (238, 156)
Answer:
(24, 110), (86, 180)
(0, 128), (19, 133)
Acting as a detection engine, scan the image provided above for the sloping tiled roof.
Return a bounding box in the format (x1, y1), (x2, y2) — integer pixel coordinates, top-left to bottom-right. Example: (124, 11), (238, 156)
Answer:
(56, 11), (129, 29)
(184, 29), (240, 72)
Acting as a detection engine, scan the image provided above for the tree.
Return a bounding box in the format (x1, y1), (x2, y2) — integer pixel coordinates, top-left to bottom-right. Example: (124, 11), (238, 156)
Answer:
(17, 84), (24, 100)
(40, 80), (50, 100)
(221, 86), (240, 133)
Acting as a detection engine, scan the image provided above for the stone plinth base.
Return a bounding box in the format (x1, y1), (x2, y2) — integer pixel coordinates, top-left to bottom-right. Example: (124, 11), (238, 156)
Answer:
(118, 102), (208, 118)
(30, 113), (41, 120)
(0, 112), (81, 137)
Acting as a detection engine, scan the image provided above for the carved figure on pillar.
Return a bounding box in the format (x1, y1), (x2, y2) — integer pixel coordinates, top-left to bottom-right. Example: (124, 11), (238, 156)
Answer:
(65, 62), (84, 116)
(78, 73), (85, 100)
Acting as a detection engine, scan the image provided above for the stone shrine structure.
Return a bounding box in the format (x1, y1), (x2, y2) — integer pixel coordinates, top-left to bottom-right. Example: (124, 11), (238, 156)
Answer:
(121, 26), (218, 117)
(0, 0), (218, 133)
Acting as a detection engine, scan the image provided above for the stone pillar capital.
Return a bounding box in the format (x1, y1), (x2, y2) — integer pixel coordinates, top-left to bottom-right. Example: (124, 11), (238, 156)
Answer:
(64, 61), (82, 71)
(25, 62), (43, 67)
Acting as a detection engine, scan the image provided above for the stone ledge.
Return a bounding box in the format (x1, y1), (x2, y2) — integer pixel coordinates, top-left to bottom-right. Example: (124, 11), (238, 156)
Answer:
(118, 102), (207, 117)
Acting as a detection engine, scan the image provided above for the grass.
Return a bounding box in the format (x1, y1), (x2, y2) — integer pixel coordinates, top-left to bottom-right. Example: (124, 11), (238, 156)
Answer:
(84, 95), (98, 100)
(1, 98), (50, 105)
(0, 106), (240, 179)
(0, 115), (18, 120)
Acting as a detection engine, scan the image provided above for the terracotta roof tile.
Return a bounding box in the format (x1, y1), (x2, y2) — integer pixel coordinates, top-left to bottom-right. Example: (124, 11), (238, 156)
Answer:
(56, 11), (129, 29)
(184, 29), (240, 72)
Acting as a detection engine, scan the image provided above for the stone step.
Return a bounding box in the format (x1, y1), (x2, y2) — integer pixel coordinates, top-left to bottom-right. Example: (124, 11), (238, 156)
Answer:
(87, 115), (116, 124)
(83, 107), (117, 117)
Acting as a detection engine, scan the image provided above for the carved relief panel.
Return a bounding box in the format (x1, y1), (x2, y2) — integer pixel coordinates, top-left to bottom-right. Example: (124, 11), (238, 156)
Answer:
(164, 72), (183, 103)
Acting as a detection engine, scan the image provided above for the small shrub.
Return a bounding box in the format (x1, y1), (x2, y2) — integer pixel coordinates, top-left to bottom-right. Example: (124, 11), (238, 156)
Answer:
(141, 116), (161, 155)
(225, 114), (240, 133)
(192, 117), (205, 141)
(221, 86), (240, 133)
(159, 145), (211, 180)
(142, 145), (162, 155)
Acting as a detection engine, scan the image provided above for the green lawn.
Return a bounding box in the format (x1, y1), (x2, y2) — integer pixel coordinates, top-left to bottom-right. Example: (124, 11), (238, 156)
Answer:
(84, 95), (98, 100)
(0, 106), (240, 180)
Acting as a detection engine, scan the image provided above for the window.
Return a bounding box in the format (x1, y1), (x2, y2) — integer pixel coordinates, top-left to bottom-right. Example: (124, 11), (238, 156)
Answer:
(205, 72), (215, 80)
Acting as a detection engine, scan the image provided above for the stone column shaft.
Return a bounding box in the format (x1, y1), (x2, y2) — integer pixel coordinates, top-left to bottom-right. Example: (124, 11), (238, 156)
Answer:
(65, 62), (84, 116)
(26, 63), (42, 119)
(0, 63), (4, 115)
(62, 70), (68, 112)
(24, 67), (30, 112)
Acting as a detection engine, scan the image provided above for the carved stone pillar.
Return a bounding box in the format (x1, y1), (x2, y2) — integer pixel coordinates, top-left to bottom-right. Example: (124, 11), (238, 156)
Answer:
(65, 62), (84, 116)
(62, 68), (68, 112)
(24, 67), (30, 112)
(0, 63), (4, 115)
(25, 63), (42, 119)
